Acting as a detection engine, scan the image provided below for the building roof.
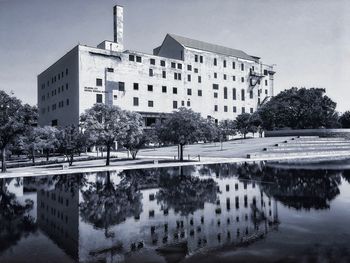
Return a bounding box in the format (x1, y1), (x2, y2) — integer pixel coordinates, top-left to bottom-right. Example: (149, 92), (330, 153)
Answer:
(168, 34), (257, 62)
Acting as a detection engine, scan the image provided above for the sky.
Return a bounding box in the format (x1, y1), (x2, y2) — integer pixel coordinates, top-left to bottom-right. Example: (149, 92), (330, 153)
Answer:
(1, 0), (350, 112)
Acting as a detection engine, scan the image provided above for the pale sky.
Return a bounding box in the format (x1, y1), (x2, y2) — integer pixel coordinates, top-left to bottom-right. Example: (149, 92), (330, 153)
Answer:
(1, 0), (349, 112)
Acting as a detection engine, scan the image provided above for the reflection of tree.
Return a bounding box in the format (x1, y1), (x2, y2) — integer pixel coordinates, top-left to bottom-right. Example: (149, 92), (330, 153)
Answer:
(157, 167), (218, 216)
(80, 171), (142, 237)
(0, 179), (37, 252)
(342, 170), (350, 184)
(260, 167), (341, 210)
(52, 173), (87, 197)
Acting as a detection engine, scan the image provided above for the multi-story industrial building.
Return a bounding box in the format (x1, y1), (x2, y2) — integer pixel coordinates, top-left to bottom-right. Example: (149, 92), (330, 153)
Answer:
(37, 4), (275, 127)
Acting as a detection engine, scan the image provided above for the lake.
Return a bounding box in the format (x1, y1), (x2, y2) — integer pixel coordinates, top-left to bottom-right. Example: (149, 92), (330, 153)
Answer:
(0, 161), (349, 263)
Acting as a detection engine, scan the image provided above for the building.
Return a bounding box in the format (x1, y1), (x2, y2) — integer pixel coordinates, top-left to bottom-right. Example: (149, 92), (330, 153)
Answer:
(37, 4), (275, 127)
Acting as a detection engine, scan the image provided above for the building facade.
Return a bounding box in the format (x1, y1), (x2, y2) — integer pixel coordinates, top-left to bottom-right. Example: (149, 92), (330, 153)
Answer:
(37, 5), (275, 127)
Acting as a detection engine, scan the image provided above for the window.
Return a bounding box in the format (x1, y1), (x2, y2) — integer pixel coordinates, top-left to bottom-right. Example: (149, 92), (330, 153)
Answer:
(107, 67), (114, 72)
(187, 100), (191, 107)
(265, 89), (268, 95)
(241, 77), (244, 83)
(177, 63), (182, 69)
(214, 72), (217, 79)
(147, 85), (153, 91)
(150, 58), (155, 65)
(129, 54), (135, 61)
(187, 65), (192, 71)
(181, 100), (185, 106)
(264, 69), (268, 75)
(66, 83), (68, 90)
(187, 89), (192, 96)
(133, 83), (139, 90)
(241, 89), (245, 101)
(214, 58), (217, 66)
(96, 78), (102, 86)
(214, 92), (218, 98)
(58, 74), (60, 80)
(149, 68), (154, 76)
(233, 106), (237, 113)
(194, 68), (198, 73)
(66, 68), (68, 75)
(66, 99), (69, 106)
(224, 106), (228, 112)
(52, 119), (58, 126)
(200, 56), (203, 63)
(162, 71), (166, 78)
(242, 107), (245, 113)
(232, 88), (236, 100)
(194, 55), (198, 62)
(241, 63), (244, 71)
(232, 75), (236, 81)
(250, 108), (254, 114)
(198, 90), (202, 96)
(160, 60), (165, 66)
(223, 60), (226, 68)
(198, 76), (202, 83)
(96, 94), (103, 103)
(133, 97), (139, 106)
(173, 101), (178, 109)
(213, 84), (219, 90)
(223, 74), (227, 80)
(114, 95), (117, 100)
(170, 62), (176, 68)
(250, 90), (253, 99)
(224, 87), (228, 99)
(187, 74), (191, 82)
(148, 100), (154, 107)
(265, 79), (268, 86)
(119, 82), (125, 91)
(162, 86), (167, 93)
(232, 62), (236, 69)
(173, 87), (177, 94)
(214, 105), (218, 111)
(136, 56), (142, 62)
(174, 72), (181, 80)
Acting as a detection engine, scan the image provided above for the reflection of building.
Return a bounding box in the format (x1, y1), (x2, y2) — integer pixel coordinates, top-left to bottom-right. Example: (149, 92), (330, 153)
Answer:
(37, 183), (79, 260)
(37, 4), (275, 127)
(34, 168), (278, 263)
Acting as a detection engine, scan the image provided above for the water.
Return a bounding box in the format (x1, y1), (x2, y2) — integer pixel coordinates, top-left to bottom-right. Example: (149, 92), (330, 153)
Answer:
(0, 162), (350, 263)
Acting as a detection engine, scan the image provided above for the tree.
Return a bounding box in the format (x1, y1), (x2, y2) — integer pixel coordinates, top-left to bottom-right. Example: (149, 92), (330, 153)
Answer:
(81, 104), (129, 166)
(22, 127), (43, 165)
(249, 112), (263, 137)
(234, 113), (252, 139)
(120, 111), (144, 159)
(36, 126), (59, 161)
(0, 91), (37, 172)
(156, 108), (204, 161)
(339, 111), (350, 128)
(200, 118), (220, 143)
(258, 87), (338, 130)
(56, 125), (86, 166)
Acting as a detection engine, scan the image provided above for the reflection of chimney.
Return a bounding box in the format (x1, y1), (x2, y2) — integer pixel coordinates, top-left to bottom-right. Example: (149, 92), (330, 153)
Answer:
(113, 5), (123, 47)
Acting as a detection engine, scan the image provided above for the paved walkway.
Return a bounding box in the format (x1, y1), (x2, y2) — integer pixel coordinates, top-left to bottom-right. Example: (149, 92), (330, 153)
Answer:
(2, 136), (349, 179)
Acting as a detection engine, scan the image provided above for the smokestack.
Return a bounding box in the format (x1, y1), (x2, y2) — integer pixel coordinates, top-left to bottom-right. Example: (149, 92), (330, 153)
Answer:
(113, 5), (123, 48)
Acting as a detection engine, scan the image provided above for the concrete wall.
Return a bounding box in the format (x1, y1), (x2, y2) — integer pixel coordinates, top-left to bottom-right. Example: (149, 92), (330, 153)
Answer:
(37, 46), (79, 126)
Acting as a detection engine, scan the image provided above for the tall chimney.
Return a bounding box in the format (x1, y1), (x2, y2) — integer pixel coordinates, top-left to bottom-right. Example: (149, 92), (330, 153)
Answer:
(113, 5), (123, 48)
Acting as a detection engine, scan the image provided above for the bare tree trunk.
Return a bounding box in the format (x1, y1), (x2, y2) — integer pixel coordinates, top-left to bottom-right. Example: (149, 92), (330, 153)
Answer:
(69, 153), (74, 166)
(106, 144), (111, 166)
(1, 147), (6, 173)
(32, 147), (35, 165)
(46, 150), (49, 162)
(179, 144), (184, 161)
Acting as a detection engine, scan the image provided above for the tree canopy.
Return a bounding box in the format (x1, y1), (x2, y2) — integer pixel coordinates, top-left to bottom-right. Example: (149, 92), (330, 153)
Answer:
(258, 87), (338, 130)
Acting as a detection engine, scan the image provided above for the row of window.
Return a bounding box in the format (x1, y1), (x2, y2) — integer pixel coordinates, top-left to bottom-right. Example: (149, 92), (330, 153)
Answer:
(41, 99), (70, 114)
(41, 68), (69, 90)
(42, 83), (69, 101)
(214, 105), (254, 114)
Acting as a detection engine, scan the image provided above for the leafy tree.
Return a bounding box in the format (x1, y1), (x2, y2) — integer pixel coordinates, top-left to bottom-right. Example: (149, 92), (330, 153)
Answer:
(0, 91), (37, 172)
(22, 127), (43, 165)
(36, 126), (59, 161)
(56, 125), (87, 166)
(81, 104), (129, 166)
(234, 113), (252, 139)
(156, 108), (204, 161)
(200, 118), (219, 143)
(218, 119), (236, 140)
(249, 112), (263, 137)
(259, 87), (338, 130)
(120, 111), (144, 159)
(339, 111), (350, 128)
